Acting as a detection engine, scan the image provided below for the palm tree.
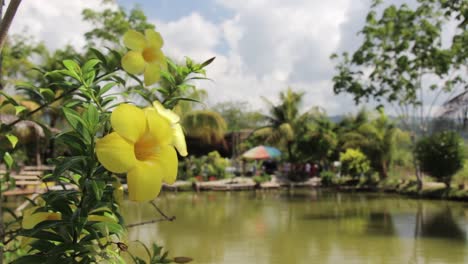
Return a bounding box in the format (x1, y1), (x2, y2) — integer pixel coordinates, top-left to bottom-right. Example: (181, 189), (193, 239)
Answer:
(254, 87), (310, 162)
(341, 110), (399, 179)
(300, 110), (337, 166)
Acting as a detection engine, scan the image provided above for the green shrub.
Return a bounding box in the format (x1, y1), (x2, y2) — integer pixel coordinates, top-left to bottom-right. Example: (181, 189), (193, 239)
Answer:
(453, 160), (468, 188)
(339, 148), (371, 178)
(207, 151), (230, 178)
(253, 174), (271, 184)
(320, 170), (336, 186)
(415, 131), (464, 188)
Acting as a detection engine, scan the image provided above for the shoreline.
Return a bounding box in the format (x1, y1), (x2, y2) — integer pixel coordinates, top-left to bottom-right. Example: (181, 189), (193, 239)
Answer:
(162, 176), (468, 202)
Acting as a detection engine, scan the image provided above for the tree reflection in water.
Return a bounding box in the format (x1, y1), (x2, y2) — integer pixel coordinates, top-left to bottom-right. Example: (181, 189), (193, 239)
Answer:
(123, 190), (468, 264)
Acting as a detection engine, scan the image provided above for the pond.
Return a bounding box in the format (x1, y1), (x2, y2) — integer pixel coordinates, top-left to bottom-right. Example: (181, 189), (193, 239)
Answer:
(123, 189), (468, 264)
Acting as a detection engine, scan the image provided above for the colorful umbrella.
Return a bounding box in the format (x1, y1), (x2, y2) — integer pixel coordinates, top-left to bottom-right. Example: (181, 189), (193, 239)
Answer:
(242, 145), (281, 160)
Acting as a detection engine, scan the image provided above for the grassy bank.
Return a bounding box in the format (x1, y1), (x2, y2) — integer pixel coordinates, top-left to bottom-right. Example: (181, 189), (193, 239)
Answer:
(331, 177), (468, 202)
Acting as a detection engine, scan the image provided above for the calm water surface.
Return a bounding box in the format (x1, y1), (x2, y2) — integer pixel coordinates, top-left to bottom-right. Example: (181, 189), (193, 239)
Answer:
(122, 190), (468, 264)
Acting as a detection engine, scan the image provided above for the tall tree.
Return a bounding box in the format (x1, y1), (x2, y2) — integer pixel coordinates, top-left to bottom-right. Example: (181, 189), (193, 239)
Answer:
(341, 110), (400, 179)
(212, 101), (265, 132)
(331, 0), (467, 188)
(82, 4), (154, 49)
(255, 87), (310, 162)
(297, 109), (337, 165)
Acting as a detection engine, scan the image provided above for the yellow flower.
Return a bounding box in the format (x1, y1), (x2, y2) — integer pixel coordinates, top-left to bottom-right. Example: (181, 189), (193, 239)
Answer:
(121, 29), (167, 86)
(22, 206), (61, 229)
(95, 103), (178, 202)
(153, 101), (188, 157)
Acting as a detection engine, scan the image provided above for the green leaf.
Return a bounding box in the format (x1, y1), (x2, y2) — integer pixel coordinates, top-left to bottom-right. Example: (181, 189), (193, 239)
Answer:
(6, 133), (18, 148)
(28, 229), (65, 242)
(11, 255), (48, 264)
(83, 70), (96, 87)
(39, 88), (56, 101)
(52, 156), (87, 178)
(112, 75), (126, 85)
(48, 69), (79, 80)
(82, 58), (101, 74)
(83, 103), (99, 131)
(63, 59), (81, 76)
(89, 48), (107, 66)
(160, 71), (176, 84)
(71, 174), (82, 185)
(98, 82), (117, 96)
(92, 222), (124, 236)
(55, 132), (87, 155)
(0, 91), (19, 106)
(3, 152), (13, 169)
(90, 180), (105, 201)
(200, 56), (216, 68)
(14, 105), (27, 115)
(62, 107), (88, 141)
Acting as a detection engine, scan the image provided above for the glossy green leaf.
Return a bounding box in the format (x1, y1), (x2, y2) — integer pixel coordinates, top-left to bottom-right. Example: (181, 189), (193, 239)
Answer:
(63, 59), (81, 76)
(3, 152), (13, 169)
(13, 105), (27, 115)
(6, 133), (18, 148)
(82, 59), (101, 74)
(83, 103), (99, 131)
(39, 88), (56, 101)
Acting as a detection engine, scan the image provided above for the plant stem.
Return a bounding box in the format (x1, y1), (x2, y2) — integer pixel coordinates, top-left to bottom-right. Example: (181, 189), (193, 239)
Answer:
(5, 86), (80, 128)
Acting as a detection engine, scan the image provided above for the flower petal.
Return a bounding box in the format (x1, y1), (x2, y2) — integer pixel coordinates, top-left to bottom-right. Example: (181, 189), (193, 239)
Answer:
(145, 108), (173, 145)
(147, 145), (178, 184)
(122, 51), (146, 74)
(152, 101), (180, 123)
(145, 29), (164, 49)
(96, 132), (137, 173)
(127, 161), (162, 201)
(144, 62), (162, 86)
(111, 104), (147, 143)
(123, 30), (146, 51)
(173, 124), (188, 157)
(22, 207), (61, 229)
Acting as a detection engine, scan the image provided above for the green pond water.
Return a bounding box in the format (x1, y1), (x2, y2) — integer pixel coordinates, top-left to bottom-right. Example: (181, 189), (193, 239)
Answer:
(122, 189), (468, 264)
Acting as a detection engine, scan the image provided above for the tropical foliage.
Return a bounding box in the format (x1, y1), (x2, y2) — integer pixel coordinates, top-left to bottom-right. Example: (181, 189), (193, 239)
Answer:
(254, 87), (311, 162)
(340, 148), (371, 179)
(415, 131), (464, 188)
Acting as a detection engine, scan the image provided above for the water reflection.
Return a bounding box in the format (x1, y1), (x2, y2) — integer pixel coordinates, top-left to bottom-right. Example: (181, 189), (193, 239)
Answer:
(419, 208), (466, 241)
(123, 190), (468, 264)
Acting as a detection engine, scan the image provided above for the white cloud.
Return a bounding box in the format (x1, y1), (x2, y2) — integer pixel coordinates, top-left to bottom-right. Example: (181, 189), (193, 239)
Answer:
(13, 0), (435, 116)
(155, 13), (222, 62)
(152, 0), (364, 115)
(10, 0), (115, 51)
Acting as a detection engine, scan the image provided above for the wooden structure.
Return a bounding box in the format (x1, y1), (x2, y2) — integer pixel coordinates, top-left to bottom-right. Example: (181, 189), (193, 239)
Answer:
(1, 165), (54, 196)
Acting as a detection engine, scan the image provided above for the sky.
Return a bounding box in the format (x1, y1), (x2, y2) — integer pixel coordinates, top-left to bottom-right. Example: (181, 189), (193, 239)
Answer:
(8, 0), (453, 116)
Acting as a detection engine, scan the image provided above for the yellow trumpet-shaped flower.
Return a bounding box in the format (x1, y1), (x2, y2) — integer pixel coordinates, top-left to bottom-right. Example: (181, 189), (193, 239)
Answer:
(121, 29), (167, 86)
(153, 101), (188, 157)
(95, 103), (180, 202)
(22, 206), (62, 229)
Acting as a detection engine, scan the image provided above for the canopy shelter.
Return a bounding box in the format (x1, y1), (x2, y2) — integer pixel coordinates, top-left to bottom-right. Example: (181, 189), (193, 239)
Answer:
(241, 145), (281, 160)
